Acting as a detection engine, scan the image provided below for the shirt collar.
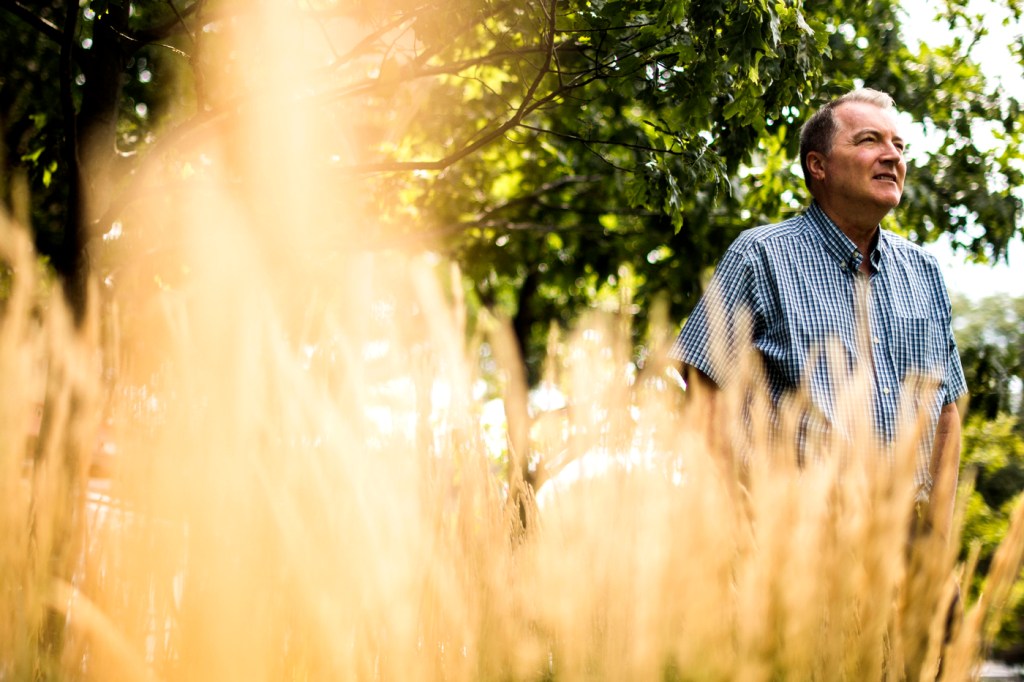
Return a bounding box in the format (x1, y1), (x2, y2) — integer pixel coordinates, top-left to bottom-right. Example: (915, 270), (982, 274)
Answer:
(871, 230), (889, 272)
(805, 202), (888, 273)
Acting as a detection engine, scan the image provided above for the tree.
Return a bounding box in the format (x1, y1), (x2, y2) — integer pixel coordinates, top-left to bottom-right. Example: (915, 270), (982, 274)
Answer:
(1, 0), (1023, 364)
(953, 293), (1024, 423)
(1, 0), (198, 317)
(953, 294), (1024, 658)
(958, 414), (1024, 659)
(341, 0), (1024, 378)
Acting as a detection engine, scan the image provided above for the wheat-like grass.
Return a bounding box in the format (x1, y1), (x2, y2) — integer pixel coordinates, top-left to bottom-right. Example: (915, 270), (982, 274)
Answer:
(2, 3), (1021, 680)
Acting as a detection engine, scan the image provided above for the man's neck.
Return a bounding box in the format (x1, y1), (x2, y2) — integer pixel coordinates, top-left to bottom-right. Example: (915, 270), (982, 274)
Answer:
(815, 201), (885, 258)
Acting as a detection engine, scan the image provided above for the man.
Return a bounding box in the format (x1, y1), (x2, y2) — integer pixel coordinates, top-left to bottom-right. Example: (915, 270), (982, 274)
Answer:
(671, 88), (966, 531)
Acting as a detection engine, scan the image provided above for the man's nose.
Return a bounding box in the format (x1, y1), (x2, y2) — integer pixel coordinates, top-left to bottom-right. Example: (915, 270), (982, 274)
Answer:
(879, 140), (903, 162)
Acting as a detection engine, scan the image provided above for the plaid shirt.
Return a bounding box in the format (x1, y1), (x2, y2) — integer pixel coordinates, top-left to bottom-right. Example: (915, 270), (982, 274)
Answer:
(671, 202), (967, 492)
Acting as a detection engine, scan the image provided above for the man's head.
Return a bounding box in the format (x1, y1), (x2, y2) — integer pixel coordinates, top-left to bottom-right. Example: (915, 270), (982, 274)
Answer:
(799, 88), (907, 224)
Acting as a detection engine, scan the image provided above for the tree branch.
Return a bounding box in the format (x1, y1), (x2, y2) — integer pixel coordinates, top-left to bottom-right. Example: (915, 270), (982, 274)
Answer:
(89, 108), (225, 230)
(530, 202), (660, 217)
(329, 10), (419, 70)
(555, 21), (658, 32)
(0, 0), (62, 43)
(475, 175), (603, 219)
(518, 123), (684, 155)
(427, 219), (615, 240)
(406, 0), (519, 69)
(308, 33), (590, 105)
(320, 12), (688, 172)
(131, 0), (205, 44)
(55, 0), (85, 311)
(341, 0), (561, 174)
(163, 0), (197, 46)
(59, 4), (78, 177)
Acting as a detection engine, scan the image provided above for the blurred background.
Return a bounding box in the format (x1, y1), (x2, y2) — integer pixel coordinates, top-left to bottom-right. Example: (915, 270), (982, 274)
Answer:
(2, 0), (1024, 674)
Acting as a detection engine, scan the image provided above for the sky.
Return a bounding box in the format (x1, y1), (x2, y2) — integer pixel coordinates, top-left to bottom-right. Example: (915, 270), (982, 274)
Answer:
(902, 0), (1024, 299)
(925, 235), (1023, 299)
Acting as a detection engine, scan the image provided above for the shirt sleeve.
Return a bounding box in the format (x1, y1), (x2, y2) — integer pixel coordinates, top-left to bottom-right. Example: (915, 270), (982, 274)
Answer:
(943, 330), (968, 404)
(935, 273), (968, 405)
(669, 240), (760, 388)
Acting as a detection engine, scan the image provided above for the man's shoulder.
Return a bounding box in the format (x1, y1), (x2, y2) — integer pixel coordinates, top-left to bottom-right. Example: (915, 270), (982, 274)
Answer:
(880, 230), (941, 269)
(731, 213), (809, 251)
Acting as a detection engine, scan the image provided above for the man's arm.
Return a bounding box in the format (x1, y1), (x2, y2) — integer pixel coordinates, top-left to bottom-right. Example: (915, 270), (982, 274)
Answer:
(679, 362), (724, 454)
(929, 401), (962, 541)
(681, 363), (719, 396)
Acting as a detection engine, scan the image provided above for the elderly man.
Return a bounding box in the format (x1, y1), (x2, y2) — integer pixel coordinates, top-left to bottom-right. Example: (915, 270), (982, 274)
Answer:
(671, 88), (967, 529)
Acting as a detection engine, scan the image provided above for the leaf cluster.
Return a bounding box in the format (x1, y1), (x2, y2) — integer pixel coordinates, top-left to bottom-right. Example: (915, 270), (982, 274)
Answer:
(953, 293), (1024, 658)
(2, 0), (1024, 375)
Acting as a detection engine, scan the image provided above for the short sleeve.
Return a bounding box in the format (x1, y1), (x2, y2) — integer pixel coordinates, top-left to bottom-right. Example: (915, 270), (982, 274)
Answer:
(669, 242), (760, 388)
(933, 271), (968, 405)
(944, 332), (967, 404)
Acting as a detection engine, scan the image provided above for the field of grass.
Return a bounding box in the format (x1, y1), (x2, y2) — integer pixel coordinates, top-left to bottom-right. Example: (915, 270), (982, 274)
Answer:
(3, 3), (1024, 680)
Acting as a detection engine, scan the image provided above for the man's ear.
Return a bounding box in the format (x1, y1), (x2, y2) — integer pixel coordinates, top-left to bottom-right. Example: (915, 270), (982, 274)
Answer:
(806, 151), (827, 183)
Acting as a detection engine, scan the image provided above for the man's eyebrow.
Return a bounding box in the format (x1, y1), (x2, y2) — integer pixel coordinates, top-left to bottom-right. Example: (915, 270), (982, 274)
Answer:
(851, 128), (904, 143)
(851, 128), (881, 138)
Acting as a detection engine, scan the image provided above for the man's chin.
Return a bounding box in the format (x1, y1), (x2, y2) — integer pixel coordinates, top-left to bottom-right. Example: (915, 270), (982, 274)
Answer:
(873, 192), (902, 210)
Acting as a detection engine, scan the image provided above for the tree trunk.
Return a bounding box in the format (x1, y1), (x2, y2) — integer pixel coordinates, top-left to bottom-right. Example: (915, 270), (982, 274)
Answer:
(59, 2), (130, 322)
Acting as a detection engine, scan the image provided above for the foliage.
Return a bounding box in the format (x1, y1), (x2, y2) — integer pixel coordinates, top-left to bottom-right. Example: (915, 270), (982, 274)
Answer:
(953, 292), (1024, 422)
(0, 0), (195, 313)
(385, 0), (1024, 376)
(961, 415), (1024, 568)
(0, 2), (68, 260)
(953, 294), (1024, 657)
(959, 413), (1024, 658)
(2, 0), (1024, 371)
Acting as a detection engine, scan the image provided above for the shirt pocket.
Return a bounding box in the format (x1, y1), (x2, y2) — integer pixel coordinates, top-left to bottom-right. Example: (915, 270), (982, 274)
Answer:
(891, 316), (945, 383)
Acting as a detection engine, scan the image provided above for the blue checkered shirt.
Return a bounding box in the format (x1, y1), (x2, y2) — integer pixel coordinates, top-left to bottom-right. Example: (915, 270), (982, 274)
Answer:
(671, 203), (967, 493)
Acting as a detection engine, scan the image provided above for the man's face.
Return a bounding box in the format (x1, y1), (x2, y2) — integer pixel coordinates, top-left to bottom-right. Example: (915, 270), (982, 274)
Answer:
(817, 101), (907, 213)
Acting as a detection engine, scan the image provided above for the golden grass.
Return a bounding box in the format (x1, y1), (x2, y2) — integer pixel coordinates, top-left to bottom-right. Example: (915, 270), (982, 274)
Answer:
(3, 3), (1024, 680)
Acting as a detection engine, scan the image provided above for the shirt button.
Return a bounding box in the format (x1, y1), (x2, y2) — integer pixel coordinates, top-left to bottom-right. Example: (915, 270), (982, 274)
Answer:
(873, 336), (880, 344)
(883, 387), (891, 395)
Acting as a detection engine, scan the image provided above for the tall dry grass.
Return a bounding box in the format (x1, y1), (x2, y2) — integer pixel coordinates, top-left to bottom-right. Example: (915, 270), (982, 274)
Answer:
(3, 2), (1024, 680)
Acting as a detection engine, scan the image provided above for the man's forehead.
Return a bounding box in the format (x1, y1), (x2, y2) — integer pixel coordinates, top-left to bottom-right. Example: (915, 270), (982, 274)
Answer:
(834, 101), (903, 137)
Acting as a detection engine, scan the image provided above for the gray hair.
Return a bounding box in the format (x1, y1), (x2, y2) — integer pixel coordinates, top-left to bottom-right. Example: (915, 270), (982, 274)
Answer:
(799, 88), (896, 190)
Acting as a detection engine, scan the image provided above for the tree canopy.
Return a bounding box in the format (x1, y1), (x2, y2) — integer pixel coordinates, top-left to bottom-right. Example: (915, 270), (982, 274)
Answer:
(951, 293), (1024, 658)
(1, 0), (1023, 371)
